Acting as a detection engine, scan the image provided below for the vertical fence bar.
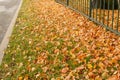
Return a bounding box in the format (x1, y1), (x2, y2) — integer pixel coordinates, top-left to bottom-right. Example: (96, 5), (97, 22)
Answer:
(85, 0), (86, 14)
(55, 0), (120, 35)
(67, 0), (69, 6)
(84, 0), (85, 13)
(102, 0), (105, 24)
(74, 0), (76, 9)
(78, 0), (79, 10)
(80, 1), (82, 11)
(96, 0), (98, 21)
(86, 0), (88, 15)
(117, 0), (120, 32)
(107, 1), (110, 27)
(76, 0), (78, 10)
(81, 0), (83, 11)
(92, 0), (94, 18)
(73, 0), (74, 8)
(112, 0), (115, 29)
(89, 0), (92, 17)
(99, 0), (102, 22)
(83, 0), (85, 13)
(82, 0), (84, 11)
(77, 0), (79, 10)
(86, 1), (89, 15)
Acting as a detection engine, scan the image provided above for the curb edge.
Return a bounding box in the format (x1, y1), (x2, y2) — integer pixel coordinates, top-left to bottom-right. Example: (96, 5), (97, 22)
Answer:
(0, 0), (23, 64)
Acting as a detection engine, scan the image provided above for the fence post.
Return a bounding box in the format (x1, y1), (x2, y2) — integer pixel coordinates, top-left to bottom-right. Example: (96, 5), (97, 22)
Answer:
(89, 0), (92, 17)
(66, 0), (69, 6)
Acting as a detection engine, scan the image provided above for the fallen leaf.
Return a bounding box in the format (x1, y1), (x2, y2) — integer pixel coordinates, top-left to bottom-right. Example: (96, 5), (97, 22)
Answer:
(107, 75), (118, 80)
(18, 77), (23, 80)
(61, 67), (69, 74)
(87, 63), (93, 70)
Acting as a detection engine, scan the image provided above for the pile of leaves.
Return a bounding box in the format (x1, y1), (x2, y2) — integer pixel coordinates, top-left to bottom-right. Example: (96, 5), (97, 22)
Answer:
(0, 0), (120, 79)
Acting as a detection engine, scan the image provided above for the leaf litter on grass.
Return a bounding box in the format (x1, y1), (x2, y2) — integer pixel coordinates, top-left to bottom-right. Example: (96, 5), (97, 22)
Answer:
(0, 0), (120, 79)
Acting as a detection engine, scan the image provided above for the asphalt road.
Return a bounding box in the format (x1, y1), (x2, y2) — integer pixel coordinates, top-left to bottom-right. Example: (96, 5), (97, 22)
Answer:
(0, 0), (22, 64)
(0, 0), (21, 43)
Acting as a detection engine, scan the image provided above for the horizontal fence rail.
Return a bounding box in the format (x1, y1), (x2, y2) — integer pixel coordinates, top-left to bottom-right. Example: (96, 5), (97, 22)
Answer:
(55, 0), (120, 35)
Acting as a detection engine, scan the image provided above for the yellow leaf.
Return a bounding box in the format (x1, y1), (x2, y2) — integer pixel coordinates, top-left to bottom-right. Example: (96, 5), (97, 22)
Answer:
(36, 47), (40, 51)
(95, 76), (102, 80)
(87, 64), (93, 69)
(98, 62), (104, 69)
(99, 57), (105, 61)
(70, 51), (76, 58)
(18, 77), (23, 80)
(102, 72), (108, 79)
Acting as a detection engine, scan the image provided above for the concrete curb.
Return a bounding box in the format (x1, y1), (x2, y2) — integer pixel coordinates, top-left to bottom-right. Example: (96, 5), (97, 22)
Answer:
(0, 0), (23, 64)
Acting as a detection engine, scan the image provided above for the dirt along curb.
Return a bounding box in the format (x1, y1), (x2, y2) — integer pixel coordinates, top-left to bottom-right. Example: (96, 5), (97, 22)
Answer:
(0, 0), (23, 64)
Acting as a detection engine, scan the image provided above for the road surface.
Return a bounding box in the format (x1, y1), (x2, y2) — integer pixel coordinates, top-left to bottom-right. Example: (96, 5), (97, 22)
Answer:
(0, 0), (21, 43)
(0, 0), (22, 64)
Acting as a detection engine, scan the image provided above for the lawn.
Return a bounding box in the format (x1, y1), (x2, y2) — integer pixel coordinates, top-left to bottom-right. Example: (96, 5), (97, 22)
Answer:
(0, 0), (120, 80)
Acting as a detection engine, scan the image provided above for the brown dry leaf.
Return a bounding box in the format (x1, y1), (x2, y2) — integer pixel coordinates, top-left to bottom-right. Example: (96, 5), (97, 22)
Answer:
(76, 65), (84, 71)
(111, 56), (119, 64)
(61, 67), (69, 74)
(88, 72), (95, 78)
(77, 54), (86, 60)
(2, 0), (120, 79)
(107, 75), (118, 80)
(26, 65), (31, 71)
(54, 49), (60, 54)
(36, 47), (40, 51)
(24, 75), (29, 80)
(95, 76), (102, 80)
(42, 67), (49, 73)
(62, 47), (68, 54)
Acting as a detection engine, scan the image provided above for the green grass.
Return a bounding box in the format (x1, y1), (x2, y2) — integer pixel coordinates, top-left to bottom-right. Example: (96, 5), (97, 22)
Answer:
(0, 0), (120, 80)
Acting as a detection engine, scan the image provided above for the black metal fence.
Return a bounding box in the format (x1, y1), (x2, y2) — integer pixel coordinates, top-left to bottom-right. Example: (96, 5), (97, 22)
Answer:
(55, 0), (120, 35)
